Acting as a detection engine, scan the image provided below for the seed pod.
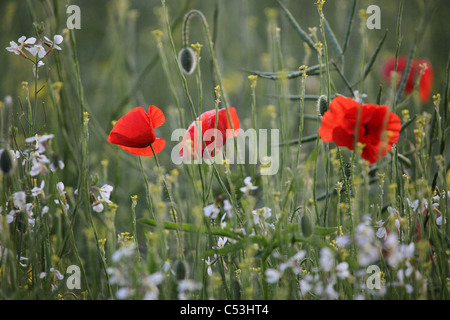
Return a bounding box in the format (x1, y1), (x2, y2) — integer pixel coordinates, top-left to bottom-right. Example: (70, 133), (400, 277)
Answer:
(174, 259), (188, 281)
(178, 47), (197, 75)
(301, 214), (314, 238)
(0, 149), (14, 175)
(317, 95), (328, 117)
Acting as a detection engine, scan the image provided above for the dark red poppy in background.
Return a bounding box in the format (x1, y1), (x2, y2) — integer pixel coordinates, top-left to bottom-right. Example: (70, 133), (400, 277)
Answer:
(179, 107), (240, 159)
(108, 105), (165, 156)
(319, 96), (401, 165)
(381, 56), (433, 104)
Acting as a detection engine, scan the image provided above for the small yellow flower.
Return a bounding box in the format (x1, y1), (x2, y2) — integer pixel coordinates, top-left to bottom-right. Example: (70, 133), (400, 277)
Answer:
(401, 109), (410, 122)
(433, 93), (441, 107)
(264, 8), (278, 20)
(152, 29), (163, 42)
(83, 112), (90, 126)
(190, 42), (203, 56)
(358, 9), (368, 22)
(108, 202), (118, 212)
(248, 75), (258, 88)
(299, 65), (308, 78)
(214, 85), (221, 100)
(316, 0), (326, 13)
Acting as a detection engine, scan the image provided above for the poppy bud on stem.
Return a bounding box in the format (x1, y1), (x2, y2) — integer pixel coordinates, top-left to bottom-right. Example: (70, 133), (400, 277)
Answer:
(177, 46), (197, 75)
(0, 149), (14, 175)
(301, 214), (314, 238)
(317, 95), (328, 117)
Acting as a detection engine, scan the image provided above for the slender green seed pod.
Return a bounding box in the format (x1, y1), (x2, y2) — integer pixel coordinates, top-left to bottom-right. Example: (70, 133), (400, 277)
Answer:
(178, 47), (197, 75)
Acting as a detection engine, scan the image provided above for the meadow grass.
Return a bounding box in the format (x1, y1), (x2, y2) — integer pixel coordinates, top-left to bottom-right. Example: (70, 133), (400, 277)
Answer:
(0, 0), (449, 300)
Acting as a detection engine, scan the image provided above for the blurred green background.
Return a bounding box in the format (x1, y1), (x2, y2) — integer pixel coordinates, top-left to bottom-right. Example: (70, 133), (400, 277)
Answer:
(1, 0), (449, 230)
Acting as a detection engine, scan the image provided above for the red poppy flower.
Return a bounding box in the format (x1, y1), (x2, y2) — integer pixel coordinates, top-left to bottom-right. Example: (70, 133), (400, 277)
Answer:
(319, 96), (401, 165)
(179, 107), (240, 159)
(381, 56), (434, 103)
(107, 105), (165, 156)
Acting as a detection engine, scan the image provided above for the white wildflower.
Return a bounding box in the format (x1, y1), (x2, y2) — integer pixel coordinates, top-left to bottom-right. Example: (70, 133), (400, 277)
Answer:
(41, 206), (49, 215)
(12, 191), (26, 210)
(355, 216), (380, 266)
(353, 90), (367, 103)
(279, 250), (306, 274)
(49, 158), (65, 172)
(203, 203), (220, 219)
(204, 257), (213, 276)
(376, 222), (387, 240)
(6, 210), (15, 224)
(6, 36), (36, 55)
(92, 184), (114, 213)
(29, 153), (50, 176)
(335, 262), (350, 279)
(335, 235), (351, 247)
(31, 180), (45, 197)
(50, 267), (64, 280)
(299, 274), (314, 296)
(177, 279), (202, 300)
(44, 35), (63, 51)
(112, 243), (137, 263)
(319, 247), (334, 272)
(99, 184), (113, 201)
(116, 287), (133, 300)
(436, 215), (446, 226)
(265, 268), (281, 283)
(407, 198), (419, 212)
(223, 199), (233, 218)
(56, 182), (66, 196)
(216, 237), (227, 249)
(25, 44), (46, 59)
(240, 176), (258, 195)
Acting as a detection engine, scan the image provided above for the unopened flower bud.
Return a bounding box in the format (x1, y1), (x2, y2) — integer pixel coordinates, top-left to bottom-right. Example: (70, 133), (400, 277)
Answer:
(33, 21), (45, 36)
(317, 95), (328, 117)
(301, 214), (314, 238)
(178, 47), (197, 75)
(0, 149), (15, 175)
(174, 259), (188, 281)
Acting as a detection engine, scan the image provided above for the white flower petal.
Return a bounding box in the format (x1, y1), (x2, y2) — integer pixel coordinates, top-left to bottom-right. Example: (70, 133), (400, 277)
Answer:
(93, 203), (104, 213)
(265, 269), (281, 283)
(54, 35), (63, 44)
(25, 45), (38, 56)
(25, 37), (36, 45)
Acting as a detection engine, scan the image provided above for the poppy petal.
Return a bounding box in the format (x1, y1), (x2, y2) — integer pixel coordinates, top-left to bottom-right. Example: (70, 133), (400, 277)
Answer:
(319, 96), (357, 142)
(319, 95), (401, 165)
(148, 105), (165, 128)
(179, 107), (240, 158)
(118, 138), (166, 157)
(108, 107), (155, 148)
(219, 107), (240, 138)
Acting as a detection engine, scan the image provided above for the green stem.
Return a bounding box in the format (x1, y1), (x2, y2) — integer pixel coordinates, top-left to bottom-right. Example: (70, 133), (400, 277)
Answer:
(150, 145), (184, 259)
